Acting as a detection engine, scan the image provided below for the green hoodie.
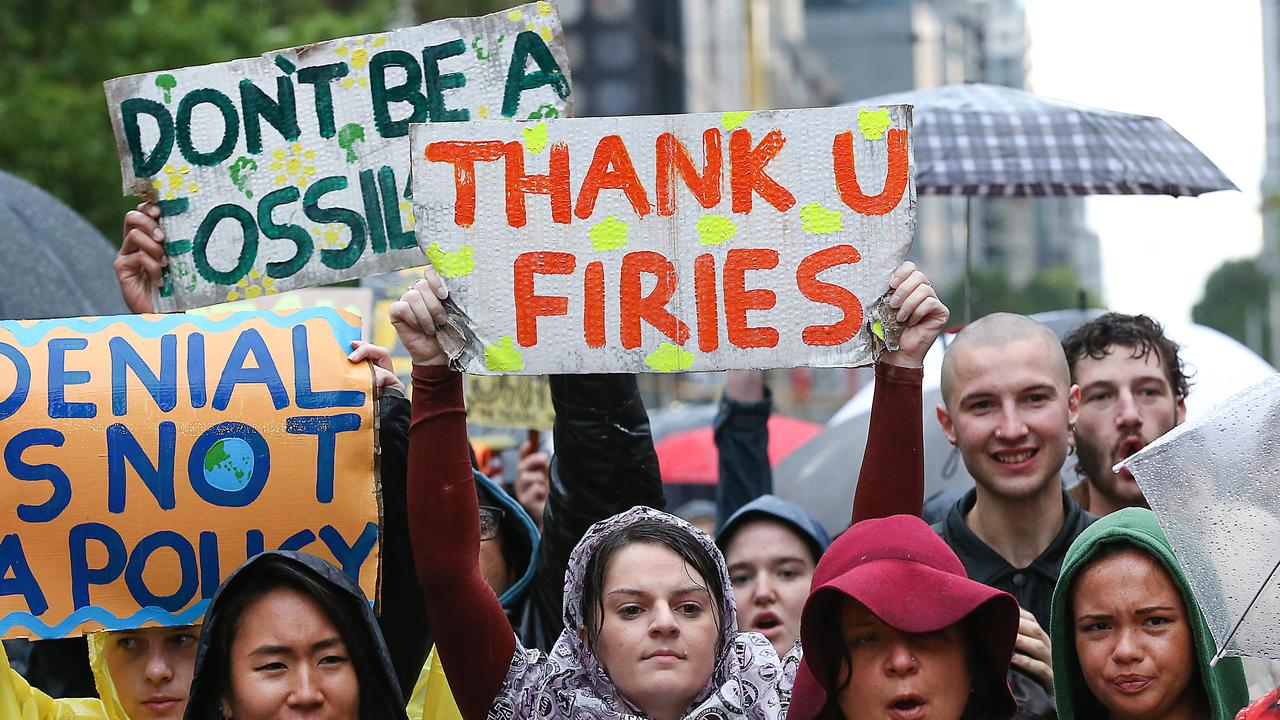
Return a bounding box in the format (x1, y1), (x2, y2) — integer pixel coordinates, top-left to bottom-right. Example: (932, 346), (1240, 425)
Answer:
(1050, 507), (1249, 720)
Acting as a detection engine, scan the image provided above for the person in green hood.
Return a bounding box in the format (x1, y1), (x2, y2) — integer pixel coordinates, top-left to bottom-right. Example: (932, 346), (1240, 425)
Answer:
(1050, 507), (1249, 720)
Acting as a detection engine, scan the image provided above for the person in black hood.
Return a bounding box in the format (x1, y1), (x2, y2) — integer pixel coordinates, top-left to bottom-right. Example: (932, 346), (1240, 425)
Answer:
(183, 551), (406, 720)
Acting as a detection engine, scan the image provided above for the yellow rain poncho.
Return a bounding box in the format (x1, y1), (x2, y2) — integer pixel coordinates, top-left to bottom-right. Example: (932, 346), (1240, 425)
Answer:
(0, 634), (130, 720)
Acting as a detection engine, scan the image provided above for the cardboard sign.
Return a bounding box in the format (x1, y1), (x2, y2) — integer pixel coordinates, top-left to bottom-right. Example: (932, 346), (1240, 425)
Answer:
(0, 310), (377, 639)
(105, 2), (573, 312)
(464, 375), (554, 429)
(409, 105), (915, 374)
(189, 286), (376, 342)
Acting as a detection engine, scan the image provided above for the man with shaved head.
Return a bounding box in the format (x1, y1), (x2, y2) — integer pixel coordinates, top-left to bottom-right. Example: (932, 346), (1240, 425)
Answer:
(935, 312), (1095, 695)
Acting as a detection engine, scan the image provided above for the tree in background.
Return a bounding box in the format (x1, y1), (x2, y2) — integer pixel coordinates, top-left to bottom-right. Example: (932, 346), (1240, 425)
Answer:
(0, 0), (505, 243)
(1192, 257), (1272, 363)
(944, 264), (1098, 322)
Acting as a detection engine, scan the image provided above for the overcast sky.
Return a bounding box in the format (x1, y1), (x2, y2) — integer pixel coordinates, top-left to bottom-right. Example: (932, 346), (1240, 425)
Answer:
(1024, 1), (1265, 322)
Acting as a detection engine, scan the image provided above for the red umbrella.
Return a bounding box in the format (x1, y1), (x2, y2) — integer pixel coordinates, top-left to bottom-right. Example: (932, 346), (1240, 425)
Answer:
(655, 416), (822, 485)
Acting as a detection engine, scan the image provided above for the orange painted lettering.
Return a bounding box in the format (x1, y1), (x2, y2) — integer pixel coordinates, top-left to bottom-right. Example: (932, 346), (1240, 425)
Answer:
(504, 141), (571, 227)
(575, 135), (653, 220)
(513, 251), (576, 347)
(832, 128), (909, 216)
(796, 245), (863, 346)
(724, 248), (779, 348)
(584, 260), (605, 348)
(619, 251), (690, 349)
(656, 129), (723, 216)
(694, 253), (719, 352)
(425, 140), (506, 227)
(729, 129), (795, 214)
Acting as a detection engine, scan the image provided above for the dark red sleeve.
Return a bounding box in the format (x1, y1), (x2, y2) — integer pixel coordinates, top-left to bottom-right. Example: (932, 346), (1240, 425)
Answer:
(850, 362), (924, 525)
(408, 365), (515, 720)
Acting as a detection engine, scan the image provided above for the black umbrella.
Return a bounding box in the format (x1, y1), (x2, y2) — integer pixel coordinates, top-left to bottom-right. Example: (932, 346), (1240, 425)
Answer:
(0, 170), (127, 319)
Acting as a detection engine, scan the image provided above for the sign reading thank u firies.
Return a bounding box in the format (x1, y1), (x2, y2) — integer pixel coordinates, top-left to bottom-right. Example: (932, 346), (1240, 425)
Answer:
(104, 3), (572, 312)
(409, 105), (915, 374)
(0, 310), (377, 639)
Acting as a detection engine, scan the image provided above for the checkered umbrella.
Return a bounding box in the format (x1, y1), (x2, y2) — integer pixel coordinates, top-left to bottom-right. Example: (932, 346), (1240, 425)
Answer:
(851, 83), (1235, 197)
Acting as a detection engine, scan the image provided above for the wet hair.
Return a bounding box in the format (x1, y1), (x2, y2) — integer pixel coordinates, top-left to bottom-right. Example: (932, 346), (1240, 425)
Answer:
(815, 610), (1002, 720)
(197, 555), (404, 720)
(581, 518), (726, 646)
(1061, 313), (1190, 399)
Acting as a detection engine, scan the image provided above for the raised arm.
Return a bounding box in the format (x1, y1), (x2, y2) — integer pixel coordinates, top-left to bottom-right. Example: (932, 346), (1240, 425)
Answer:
(713, 370), (773, 528)
(849, 262), (947, 525)
(527, 373), (664, 648)
(393, 272), (515, 720)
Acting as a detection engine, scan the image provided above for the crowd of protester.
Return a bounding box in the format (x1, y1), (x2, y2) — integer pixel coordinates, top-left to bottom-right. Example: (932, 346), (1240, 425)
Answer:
(0, 200), (1276, 720)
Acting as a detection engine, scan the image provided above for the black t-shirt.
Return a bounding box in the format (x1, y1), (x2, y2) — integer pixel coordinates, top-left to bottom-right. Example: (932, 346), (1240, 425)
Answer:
(932, 488), (1095, 629)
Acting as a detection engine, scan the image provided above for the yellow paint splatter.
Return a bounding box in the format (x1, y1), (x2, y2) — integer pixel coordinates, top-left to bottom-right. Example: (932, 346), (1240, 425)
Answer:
(589, 216), (629, 251)
(269, 143), (317, 188)
(311, 224), (348, 250)
(425, 242), (475, 278)
(800, 202), (843, 234)
(523, 121), (548, 154)
(858, 108), (892, 141)
(539, 26), (553, 43)
(400, 199), (415, 228)
(645, 342), (694, 372)
(695, 214), (737, 245)
(485, 336), (525, 372)
(151, 163), (198, 200)
(507, 8), (523, 21)
(721, 111), (751, 131)
(225, 269), (276, 301)
(536, 1), (552, 15)
(478, 105), (490, 119)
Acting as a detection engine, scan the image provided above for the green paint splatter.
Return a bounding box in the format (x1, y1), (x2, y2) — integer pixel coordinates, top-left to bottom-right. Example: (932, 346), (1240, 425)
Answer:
(858, 108), (892, 141)
(425, 242), (475, 278)
(155, 74), (176, 103)
(527, 103), (558, 120)
(800, 202), (843, 234)
(872, 318), (885, 342)
(589, 216), (629, 251)
(484, 336), (525, 371)
(696, 214), (737, 245)
(523, 121), (548, 154)
(473, 34), (505, 61)
(230, 156), (257, 199)
(337, 123), (365, 163)
(721, 111), (751, 131)
(644, 342), (695, 372)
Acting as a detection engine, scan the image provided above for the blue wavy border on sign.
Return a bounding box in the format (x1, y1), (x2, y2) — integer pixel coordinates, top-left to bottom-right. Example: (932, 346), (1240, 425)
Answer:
(0, 308), (360, 352)
(0, 600), (212, 638)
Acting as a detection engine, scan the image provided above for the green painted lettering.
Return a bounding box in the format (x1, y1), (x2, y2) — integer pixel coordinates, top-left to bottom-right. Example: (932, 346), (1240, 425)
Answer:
(369, 50), (427, 138)
(176, 88), (240, 166)
(257, 186), (312, 278)
(502, 31), (570, 118)
(422, 39), (469, 122)
(193, 205), (257, 285)
(240, 76), (300, 155)
(297, 62), (349, 139)
(121, 98), (175, 178)
(304, 176), (367, 270)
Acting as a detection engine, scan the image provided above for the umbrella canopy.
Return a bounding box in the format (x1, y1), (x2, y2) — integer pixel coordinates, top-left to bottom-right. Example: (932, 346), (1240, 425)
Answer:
(1124, 374), (1280, 661)
(776, 309), (1276, 533)
(656, 415), (821, 486)
(0, 170), (127, 319)
(851, 83), (1236, 197)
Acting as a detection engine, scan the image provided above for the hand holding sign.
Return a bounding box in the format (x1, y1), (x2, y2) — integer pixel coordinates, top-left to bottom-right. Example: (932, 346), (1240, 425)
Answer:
(115, 202), (167, 313)
(880, 261), (948, 370)
(389, 266), (449, 366)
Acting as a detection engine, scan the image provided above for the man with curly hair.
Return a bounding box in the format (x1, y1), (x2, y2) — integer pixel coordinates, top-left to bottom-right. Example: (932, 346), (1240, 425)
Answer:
(1061, 312), (1189, 516)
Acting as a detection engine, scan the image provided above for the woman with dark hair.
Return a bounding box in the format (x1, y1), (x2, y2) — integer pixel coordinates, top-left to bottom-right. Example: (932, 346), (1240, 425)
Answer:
(393, 261), (947, 719)
(182, 551), (407, 720)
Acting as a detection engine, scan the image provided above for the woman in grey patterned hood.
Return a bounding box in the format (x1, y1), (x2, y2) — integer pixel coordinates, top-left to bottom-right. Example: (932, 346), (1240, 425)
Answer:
(493, 506), (797, 720)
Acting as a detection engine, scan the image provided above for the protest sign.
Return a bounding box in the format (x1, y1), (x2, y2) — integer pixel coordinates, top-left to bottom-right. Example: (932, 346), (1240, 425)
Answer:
(409, 105), (915, 374)
(464, 375), (554, 429)
(105, 2), (572, 313)
(190, 286), (376, 341)
(0, 309), (377, 639)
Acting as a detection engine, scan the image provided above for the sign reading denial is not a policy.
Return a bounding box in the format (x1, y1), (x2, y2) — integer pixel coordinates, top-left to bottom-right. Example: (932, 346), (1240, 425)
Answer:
(104, 2), (572, 313)
(0, 310), (377, 639)
(409, 105), (915, 374)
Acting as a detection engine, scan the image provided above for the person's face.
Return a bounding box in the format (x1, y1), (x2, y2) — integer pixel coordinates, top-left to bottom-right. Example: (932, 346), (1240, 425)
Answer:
(221, 588), (360, 720)
(1072, 548), (1202, 720)
(479, 534), (511, 596)
(837, 599), (972, 720)
(588, 542), (720, 720)
(104, 626), (199, 720)
(938, 338), (1078, 501)
(1073, 347), (1185, 510)
(724, 519), (815, 656)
